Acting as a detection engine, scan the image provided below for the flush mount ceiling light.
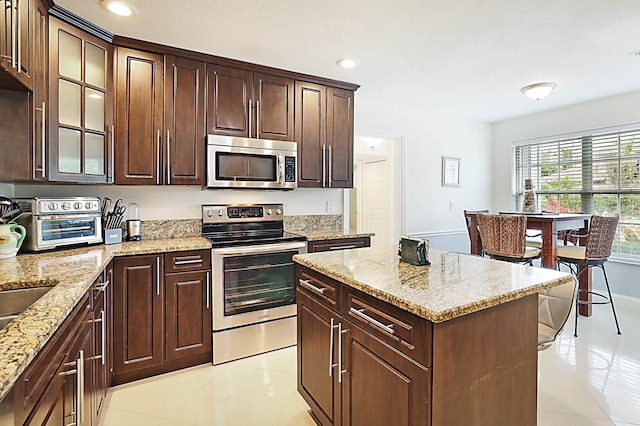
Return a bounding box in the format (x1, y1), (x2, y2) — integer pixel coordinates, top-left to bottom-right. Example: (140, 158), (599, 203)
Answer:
(101, 0), (138, 17)
(521, 82), (556, 100)
(337, 58), (356, 69)
(361, 137), (383, 150)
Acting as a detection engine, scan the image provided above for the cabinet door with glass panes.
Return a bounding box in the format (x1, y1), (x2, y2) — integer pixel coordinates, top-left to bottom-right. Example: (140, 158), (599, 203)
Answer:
(48, 17), (113, 183)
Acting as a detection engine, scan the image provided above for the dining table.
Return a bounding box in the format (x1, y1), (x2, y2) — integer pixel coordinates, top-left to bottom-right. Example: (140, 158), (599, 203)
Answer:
(467, 211), (593, 316)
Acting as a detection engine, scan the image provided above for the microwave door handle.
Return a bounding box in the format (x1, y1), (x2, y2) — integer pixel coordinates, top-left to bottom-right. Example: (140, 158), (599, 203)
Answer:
(278, 154), (284, 184)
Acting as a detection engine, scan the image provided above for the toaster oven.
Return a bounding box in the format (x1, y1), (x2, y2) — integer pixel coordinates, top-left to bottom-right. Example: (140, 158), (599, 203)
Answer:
(14, 197), (103, 251)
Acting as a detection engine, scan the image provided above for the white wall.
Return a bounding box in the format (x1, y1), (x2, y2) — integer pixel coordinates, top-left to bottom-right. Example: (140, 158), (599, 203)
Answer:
(355, 96), (493, 252)
(492, 89), (640, 298)
(0, 184), (13, 198)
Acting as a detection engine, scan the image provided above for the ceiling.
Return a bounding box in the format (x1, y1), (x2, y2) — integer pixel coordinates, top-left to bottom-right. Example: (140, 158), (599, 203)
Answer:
(56, 0), (640, 123)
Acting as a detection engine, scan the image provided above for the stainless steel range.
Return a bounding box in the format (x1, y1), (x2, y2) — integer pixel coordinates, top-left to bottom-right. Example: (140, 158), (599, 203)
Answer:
(202, 203), (306, 364)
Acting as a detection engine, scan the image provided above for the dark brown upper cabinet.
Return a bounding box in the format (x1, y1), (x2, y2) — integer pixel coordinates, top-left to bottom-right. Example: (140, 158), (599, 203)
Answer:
(206, 64), (294, 141)
(295, 82), (354, 188)
(115, 48), (205, 185)
(0, 0), (35, 90)
(48, 16), (114, 183)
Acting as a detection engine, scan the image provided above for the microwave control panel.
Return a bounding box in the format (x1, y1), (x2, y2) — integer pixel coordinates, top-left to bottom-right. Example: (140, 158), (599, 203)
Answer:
(284, 156), (296, 182)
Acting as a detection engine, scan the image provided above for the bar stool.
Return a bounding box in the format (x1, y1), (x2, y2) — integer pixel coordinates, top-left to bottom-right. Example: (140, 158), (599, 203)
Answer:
(556, 215), (621, 337)
(463, 209), (488, 256)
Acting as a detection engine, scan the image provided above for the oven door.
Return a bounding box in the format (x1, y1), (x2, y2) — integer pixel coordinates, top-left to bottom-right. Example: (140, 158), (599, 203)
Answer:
(34, 214), (102, 250)
(211, 241), (306, 331)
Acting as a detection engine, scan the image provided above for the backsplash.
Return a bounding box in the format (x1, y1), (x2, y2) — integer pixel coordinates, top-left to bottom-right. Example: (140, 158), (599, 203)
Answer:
(134, 219), (201, 240)
(284, 214), (343, 232)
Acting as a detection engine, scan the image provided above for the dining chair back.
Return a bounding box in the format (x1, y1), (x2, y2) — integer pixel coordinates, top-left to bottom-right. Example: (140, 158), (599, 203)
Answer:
(477, 213), (540, 264)
(463, 210), (488, 256)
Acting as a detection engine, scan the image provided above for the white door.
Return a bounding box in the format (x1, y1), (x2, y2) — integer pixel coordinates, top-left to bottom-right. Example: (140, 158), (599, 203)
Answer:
(363, 159), (390, 246)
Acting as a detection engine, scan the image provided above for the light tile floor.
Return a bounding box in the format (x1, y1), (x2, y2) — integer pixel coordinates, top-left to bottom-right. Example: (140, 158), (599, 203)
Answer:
(100, 295), (640, 426)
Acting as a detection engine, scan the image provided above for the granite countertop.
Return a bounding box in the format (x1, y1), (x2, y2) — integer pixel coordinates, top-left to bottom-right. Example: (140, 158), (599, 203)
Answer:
(290, 230), (374, 241)
(0, 237), (212, 401)
(293, 245), (576, 323)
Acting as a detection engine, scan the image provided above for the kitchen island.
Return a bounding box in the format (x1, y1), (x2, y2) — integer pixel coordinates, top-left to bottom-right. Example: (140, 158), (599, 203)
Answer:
(293, 246), (576, 426)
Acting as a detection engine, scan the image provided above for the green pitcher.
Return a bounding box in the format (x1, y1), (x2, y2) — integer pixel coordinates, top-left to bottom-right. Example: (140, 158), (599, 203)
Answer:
(0, 223), (26, 259)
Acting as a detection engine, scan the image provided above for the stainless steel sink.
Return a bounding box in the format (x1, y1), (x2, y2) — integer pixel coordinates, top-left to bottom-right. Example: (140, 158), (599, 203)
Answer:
(0, 287), (53, 330)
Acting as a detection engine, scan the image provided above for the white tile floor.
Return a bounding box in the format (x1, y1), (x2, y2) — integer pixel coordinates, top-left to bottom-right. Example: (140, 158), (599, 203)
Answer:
(100, 295), (640, 426)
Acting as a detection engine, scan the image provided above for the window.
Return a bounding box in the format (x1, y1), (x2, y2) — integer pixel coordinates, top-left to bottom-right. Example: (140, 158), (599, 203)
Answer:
(514, 125), (640, 261)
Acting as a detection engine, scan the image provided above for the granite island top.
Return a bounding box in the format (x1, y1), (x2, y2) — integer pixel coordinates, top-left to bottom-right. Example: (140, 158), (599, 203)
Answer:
(289, 230), (374, 241)
(293, 245), (576, 323)
(0, 237), (212, 401)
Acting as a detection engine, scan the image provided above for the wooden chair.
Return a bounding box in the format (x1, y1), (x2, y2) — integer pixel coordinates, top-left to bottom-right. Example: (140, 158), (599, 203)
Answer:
(463, 210), (488, 256)
(537, 280), (577, 350)
(477, 213), (541, 265)
(556, 215), (621, 337)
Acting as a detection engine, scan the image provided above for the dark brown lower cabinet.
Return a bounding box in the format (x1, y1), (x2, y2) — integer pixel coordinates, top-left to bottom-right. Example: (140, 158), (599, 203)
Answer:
(113, 250), (212, 385)
(17, 293), (93, 426)
(297, 264), (538, 426)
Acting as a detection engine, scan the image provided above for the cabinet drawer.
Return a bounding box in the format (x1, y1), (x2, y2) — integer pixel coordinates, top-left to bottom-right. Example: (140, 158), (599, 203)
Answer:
(164, 250), (211, 273)
(342, 287), (431, 367)
(307, 237), (370, 253)
(296, 266), (340, 312)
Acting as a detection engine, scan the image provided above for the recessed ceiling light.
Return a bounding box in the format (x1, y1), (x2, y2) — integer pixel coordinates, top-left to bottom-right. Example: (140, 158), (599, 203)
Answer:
(337, 58), (356, 69)
(521, 82), (556, 100)
(101, 0), (138, 17)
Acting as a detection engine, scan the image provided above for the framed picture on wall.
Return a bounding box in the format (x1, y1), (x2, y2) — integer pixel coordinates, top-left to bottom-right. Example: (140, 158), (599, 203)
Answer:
(442, 157), (460, 187)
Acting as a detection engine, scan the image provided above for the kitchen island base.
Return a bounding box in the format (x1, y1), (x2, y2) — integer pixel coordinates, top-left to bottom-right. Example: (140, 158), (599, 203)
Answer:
(296, 264), (538, 426)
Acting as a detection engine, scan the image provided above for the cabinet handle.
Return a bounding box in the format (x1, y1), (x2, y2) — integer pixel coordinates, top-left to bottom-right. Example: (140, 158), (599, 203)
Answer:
(96, 279), (109, 292)
(156, 256), (160, 296)
(174, 258), (203, 265)
(101, 309), (106, 366)
(322, 144), (326, 187)
(34, 102), (46, 177)
(156, 130), (161, 184)
(329, 245), (357, 250)
(329, 318), (339, 376)
(16, 0), (20, 73)
(338, 322), (348, 383)
(11, 0), (16, 69)
(256, 100), (260, 138)
(328, 145), (332, 187)
(248, 99), (253, 137)
(299, 278), (325, 295)
(206, 272), (210, 309)
(108, 125), (114, 182)
(77, 350), (85, 424)
(349, 307), (395, 335)
(166, 130), (171, 184)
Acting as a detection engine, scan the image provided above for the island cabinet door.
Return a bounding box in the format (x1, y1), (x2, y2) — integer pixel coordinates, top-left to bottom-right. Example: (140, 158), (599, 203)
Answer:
(297, 289), (342, 426)
(342, 323), (431, 426)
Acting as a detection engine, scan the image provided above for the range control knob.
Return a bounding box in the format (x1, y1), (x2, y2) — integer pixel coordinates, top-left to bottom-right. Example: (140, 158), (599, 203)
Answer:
(266, 209), (272, 215)
(275, 208), (282, 215)
(218, 209), (224, 217)
(73, 202), (82, 210)
(61, 202), (71, 210)
(47, 202), (58, 211)
(206, 210), (213, 217)
(85, 201), (94, 210)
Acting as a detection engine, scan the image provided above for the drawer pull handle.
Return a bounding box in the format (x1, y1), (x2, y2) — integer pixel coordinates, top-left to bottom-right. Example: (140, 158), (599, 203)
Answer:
(174, 259), (203, 265)
(350, 307), (395, 335)
(299, 279), (325, 295)
(329, 245), (357, 250)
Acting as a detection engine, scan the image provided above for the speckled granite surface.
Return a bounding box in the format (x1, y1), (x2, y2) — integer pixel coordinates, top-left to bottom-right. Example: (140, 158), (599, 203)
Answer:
(291, 230), (374, 241)
(294, 245), (576, 323)
(284, 214), (342, 231)
(136, 219), (201, 240)
(0, 237), (211, 401)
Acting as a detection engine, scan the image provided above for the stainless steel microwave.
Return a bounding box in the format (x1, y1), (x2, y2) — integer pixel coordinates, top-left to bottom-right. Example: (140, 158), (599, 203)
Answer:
(206, 135), (297, 190)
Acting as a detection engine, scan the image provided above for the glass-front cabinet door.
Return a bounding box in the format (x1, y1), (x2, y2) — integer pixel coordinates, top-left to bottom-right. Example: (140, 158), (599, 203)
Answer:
(48, 17), (113, 182)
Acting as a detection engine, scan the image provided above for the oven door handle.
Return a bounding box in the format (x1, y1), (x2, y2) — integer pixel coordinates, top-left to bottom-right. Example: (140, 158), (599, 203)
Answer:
(212, 241), (306, 256)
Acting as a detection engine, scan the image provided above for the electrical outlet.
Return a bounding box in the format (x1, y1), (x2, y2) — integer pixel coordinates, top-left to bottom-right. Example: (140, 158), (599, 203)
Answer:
(450, 201), (456, 211)
(326, 201), (335, 213)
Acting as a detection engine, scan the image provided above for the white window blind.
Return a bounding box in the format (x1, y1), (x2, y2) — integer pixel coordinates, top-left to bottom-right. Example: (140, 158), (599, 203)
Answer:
(514, 127), (640, 261)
